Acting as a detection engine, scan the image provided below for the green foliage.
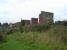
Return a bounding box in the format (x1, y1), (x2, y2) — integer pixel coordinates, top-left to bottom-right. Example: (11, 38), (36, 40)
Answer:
(0, 33), (6, 42)
(21, 20), (25, 26)
(0, 23), (1, 27)
(62, 32), (67, 44)
(1, 24), (67, 50)
(0, 32), (65, 50)
(6, 29), (14, 34)
(0, 35), (4, 42)
(55, 21), (67, 26)
(3, 23), (9, 27)
(19, 26), (24, 33)
(31, 24), (50, 32)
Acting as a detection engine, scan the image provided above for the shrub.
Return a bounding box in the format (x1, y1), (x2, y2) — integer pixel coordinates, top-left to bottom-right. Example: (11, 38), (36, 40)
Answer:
(55, 21), (67, 26)
(31, 24), (50, 32)
(63, 33), (67, 44)
(21, 20), (25, 26)
(7, 29), (14, 34)
(19, 26), (24, 33)
(0, 33), (6, 42)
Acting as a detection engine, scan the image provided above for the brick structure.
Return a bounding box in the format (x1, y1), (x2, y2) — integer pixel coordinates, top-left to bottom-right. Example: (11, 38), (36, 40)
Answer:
(22, 20), (30, 25)
(39, 11), (53, 25)
(25, 20), (30, 25)
(31, 18), (38, 25)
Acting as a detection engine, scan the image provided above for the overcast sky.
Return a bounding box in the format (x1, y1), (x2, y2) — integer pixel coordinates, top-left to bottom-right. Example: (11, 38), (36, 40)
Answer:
(0, 0), (67, 23)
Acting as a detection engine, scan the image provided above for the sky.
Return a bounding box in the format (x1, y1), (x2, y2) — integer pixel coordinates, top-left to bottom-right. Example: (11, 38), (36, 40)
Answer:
(0, 0), (67, 23)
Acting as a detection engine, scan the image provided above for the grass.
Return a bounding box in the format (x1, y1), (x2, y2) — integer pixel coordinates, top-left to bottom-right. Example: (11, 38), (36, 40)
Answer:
(0, 25), (67, 50)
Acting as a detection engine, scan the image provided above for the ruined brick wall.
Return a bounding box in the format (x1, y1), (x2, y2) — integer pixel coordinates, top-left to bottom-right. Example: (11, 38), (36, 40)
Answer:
(39, 11), (53, 25)
(25, 20), (30, 25)
(21, 19), (30, 26)
(31, 18), (38, 25)
(23, 20), (30, 25)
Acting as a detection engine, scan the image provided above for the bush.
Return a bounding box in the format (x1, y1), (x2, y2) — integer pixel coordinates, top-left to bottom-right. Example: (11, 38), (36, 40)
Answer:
(31, 24), (50, 32)
(7, 29), (14, 34)
(63, 33), (67, 44)
(18, 24), (50, 32)
(19, 26), (24, 33)
(55, 21), (67, 26)
(0, 33), (6, 42)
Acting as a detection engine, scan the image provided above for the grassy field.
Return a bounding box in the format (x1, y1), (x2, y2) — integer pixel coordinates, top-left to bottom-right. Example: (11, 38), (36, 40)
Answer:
(0, 25), (67, 50)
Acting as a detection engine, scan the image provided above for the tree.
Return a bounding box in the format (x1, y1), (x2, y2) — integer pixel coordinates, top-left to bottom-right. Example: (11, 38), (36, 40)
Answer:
(3, 23), (9, 27)
(0, 23), (1, 27)
(21, 19), (25, 26)
(55, 21), (67, 26)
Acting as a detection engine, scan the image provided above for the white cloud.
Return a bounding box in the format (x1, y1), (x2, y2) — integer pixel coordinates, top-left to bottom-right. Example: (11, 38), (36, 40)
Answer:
(0, 0), (67, 23)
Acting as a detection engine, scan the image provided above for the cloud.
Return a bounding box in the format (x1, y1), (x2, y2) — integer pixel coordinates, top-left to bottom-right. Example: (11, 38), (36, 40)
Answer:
(0, 0), (67, 23)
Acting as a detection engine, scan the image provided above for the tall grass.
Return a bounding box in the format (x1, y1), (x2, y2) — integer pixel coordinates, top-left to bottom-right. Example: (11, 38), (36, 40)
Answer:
(0, 25), (67, 50)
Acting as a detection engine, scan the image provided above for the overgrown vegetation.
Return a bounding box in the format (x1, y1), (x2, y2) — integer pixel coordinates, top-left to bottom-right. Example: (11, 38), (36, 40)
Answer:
(30, 24), (50, 32)
(0, 21), (67, 50)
